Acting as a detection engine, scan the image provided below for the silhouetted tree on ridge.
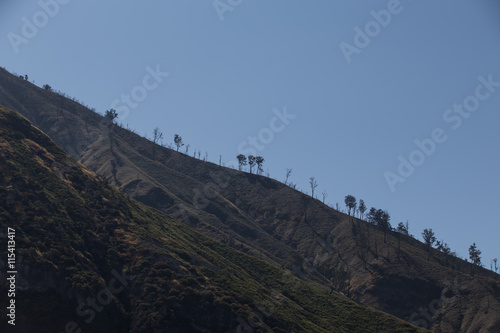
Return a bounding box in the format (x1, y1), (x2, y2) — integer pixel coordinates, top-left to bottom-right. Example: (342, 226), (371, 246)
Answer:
(422, 228), (436, 260)
(309, 177), (318, 198)
(104, 109), (118, 123)
(344, 195), (356, 216)
(237, 154), (247, 171)
(174, 134), (184, 152)
(285, 168), (292, 185)
(322, 190), (328, 204)
(358, 199), (366, 219)
(396, 221), (410, 237)
(248, 155), (256, 174)
(151, 127), (164, 158)
(469, 243), (482, 266)
(255, 156), (264, 175)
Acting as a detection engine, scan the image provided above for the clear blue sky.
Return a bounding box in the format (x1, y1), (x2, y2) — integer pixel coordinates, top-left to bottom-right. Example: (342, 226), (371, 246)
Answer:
(1, 0), (499, 266)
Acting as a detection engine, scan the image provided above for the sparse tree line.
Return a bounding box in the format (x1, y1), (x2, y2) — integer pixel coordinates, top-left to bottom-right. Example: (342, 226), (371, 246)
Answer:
(106, 106), (500, 276)
(11, 71), (113, 115)
(106, 107), (499, 276)
(277, 170), (492, 274)
(356, 195), (498, 272)
(105, 108), (272, 176)
(345, 192), (495, 272)
(296, 175), (498, 274)
(103, 107), (270, 173)
(24, 74), (498, 275)
(104, 110), (212, 162)
(24, 79), (198, 162)
(24, 74), (263, 173)
(412, 227), (490, 271)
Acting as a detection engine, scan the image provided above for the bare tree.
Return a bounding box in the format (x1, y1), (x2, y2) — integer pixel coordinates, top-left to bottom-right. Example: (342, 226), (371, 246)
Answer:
(152, 127), (164, 158)
(219, 155), (222, 166)
(153, 127), (164, 145)
(174, 134), (184, 152)
(285, 168), (292, 185)
(185, 144), (190, 155)
(309, 177), (318, 198)
(493, 258), (498, 273)
(321, 190), (328, 204)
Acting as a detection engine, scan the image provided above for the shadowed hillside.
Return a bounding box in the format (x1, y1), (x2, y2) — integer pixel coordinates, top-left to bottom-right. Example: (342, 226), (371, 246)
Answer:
(1, 67), (499, 332)
(0, 105), (426, 332)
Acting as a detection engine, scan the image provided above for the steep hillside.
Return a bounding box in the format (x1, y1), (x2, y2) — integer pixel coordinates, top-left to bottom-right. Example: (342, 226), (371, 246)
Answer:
(0, 105), (425, 332)
(1, 67), (499, 332)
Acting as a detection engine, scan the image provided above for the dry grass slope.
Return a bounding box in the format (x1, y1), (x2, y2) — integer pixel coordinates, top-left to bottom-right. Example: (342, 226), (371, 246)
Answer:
(0, 105), (425, 332)
(1, 67), (499, 332)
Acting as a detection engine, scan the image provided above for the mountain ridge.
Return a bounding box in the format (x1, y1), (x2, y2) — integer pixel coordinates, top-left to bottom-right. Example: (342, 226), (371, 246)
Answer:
(0, 104), (426, 332)
(1, 67), (499, 332)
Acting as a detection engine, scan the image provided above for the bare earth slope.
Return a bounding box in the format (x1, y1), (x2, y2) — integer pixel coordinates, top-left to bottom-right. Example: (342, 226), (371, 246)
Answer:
(1, 67), (499, 332)
(0, 105), (426, 332)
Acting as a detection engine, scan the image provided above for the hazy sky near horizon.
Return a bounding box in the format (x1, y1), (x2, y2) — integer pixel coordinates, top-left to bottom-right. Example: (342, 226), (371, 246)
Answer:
(1, 0), (499, 265)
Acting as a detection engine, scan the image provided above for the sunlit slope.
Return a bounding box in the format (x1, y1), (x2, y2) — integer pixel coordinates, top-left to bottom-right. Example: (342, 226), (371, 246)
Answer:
(0, 106), (425, 332)
(1, 67), (499, 332)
